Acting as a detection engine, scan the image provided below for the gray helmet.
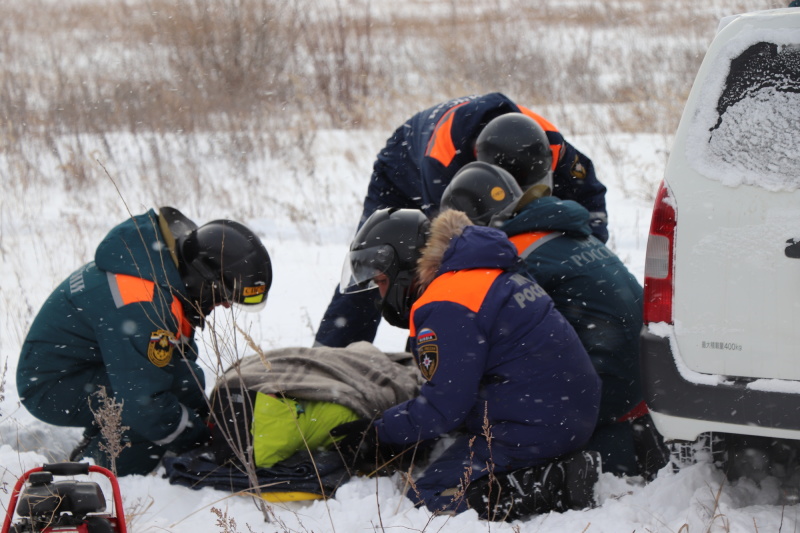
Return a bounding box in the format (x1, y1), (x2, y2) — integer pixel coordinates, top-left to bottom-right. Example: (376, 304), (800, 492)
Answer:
(441, 161), (523, 227)
(340, 207), (430, 329)
(177, 219), (272, 321)
(475, 112), (553, 190)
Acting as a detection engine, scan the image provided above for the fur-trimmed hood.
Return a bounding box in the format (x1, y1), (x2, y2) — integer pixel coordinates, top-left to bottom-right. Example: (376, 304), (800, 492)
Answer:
(416, 209), (520, 291)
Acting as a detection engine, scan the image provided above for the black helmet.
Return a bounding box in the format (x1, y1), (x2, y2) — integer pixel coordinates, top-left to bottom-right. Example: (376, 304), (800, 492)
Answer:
(475, 112), (553, 190)
(177, 219), (272, 321)
(440, 161), (523, 227)
(340, 208), (430, 329)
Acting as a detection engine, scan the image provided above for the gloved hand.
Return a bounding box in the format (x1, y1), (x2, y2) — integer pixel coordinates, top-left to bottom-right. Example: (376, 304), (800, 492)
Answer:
(168, 413), (213, 454)
(330, 418), (377, 462)
(588, 212), (609, 243)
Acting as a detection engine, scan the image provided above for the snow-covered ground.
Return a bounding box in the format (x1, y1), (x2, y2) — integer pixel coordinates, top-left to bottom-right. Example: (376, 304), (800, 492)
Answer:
(1, 125), (797, 532)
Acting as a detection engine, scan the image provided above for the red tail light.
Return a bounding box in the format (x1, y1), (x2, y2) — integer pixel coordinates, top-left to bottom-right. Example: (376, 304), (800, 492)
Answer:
(643, 181), (676, 324)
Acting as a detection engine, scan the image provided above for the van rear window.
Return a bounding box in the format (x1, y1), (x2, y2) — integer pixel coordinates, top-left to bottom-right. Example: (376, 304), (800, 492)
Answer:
(686, 34), (800, 191)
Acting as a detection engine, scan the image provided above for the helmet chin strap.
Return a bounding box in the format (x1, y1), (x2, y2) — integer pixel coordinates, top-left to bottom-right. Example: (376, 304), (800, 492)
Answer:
(515, 182), (552, 211)
(158, 206), (199, 268)
(381, 270), (418, 329)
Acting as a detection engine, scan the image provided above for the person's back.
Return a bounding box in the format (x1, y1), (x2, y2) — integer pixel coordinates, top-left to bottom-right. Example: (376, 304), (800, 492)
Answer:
(503, 195), (643, 425)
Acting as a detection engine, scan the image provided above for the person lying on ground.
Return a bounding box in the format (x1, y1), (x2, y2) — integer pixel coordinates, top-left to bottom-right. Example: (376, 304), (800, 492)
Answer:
(207, 341), (421, 470)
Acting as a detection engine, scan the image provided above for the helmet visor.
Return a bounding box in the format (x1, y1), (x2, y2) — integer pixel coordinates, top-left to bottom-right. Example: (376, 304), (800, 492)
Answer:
(339, 244), (396, 294)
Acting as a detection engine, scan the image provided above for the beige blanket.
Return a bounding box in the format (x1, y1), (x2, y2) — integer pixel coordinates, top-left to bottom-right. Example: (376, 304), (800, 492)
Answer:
(218, 341), (421, 419)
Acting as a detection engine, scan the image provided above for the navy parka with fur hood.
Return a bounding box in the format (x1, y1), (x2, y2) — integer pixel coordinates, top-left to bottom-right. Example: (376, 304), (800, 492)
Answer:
(375, 210), (601, 465)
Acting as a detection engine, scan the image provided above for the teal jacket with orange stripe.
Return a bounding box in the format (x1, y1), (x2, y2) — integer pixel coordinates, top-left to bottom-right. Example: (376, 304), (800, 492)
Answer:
(502, 196), (644, 427)
(17, 209), (209, 452)
(374, 210), (601, 463)
(501, 196), (642, 425)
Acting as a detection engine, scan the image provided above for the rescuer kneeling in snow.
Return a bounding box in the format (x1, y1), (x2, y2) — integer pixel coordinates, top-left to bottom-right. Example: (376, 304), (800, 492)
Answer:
(330, 207), (602, 520)
(17, 206), (272, 476)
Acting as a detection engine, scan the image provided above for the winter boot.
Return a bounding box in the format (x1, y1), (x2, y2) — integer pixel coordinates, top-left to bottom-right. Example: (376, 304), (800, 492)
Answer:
(465, 451), (601, 520)
(69, 427), (100, 462)
(465, 462), (561, 521)
(561, 450), (602, 510)
(632, 413), (670, 481)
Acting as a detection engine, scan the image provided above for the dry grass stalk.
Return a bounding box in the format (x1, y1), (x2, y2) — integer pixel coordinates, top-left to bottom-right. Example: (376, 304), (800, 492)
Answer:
(202, 312), (273, 523)
(89, 385), (131, 476)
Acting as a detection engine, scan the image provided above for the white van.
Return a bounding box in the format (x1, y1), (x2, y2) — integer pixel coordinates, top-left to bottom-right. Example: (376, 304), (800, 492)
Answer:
(640, 8), (800, 481)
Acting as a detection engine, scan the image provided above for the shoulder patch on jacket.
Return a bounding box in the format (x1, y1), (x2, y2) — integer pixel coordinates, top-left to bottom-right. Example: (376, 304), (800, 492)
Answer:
(69, 267), (87, 295)
(417, 343), (439, 381)
(148, 329), (177, 367)
(417, 328), (437, 344)
(570, 154), (587, 180)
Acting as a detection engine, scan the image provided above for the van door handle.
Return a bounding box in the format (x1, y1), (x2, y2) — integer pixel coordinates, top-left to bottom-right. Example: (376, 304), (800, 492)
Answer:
(786, 238), (800, 258)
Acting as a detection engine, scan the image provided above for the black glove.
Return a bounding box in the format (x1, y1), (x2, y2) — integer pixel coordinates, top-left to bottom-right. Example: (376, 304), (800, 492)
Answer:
(330, 418), (377, 462)
(588, 214), (609, 243)
(168, 414), (213, 454)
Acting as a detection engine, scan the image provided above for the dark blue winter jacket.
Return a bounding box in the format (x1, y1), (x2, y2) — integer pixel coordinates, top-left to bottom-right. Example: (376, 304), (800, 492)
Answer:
(375, 211), (601, 463)
(502, 197), (644, 425)
(361, 92), (607, 235)
(18, 209), (209, 452)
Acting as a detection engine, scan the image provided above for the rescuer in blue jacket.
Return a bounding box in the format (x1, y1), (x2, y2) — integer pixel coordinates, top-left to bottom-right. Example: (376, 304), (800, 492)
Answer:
(17, 207), (272, 476)
(315, 93), (608, 348)
(331, 207), (602, 519)
(440, 160), (669, 480)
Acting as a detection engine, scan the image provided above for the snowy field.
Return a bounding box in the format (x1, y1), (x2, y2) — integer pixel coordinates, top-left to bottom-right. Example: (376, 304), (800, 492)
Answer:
(2, 0), (798, 531)
(3, 131), (797, 533)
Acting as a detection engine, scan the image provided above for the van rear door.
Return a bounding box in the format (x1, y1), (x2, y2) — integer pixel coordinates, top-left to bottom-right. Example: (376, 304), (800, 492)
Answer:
(665, 10), (800, 381)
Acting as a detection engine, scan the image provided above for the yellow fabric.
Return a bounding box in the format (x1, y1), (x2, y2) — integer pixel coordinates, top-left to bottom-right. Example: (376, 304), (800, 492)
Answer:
(251, 393), (360, 468)
(259, 491), (325, 502)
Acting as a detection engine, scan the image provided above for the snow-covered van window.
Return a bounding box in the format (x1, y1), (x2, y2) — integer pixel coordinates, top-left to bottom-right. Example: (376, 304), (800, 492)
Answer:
(686, 29), (800, 192)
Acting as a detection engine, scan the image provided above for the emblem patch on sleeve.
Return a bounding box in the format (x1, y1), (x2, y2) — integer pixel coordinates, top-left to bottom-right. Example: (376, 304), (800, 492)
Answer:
(417, 344), (439, 381)
(570, 155), (587, 180)
(148, 329), (177, 367)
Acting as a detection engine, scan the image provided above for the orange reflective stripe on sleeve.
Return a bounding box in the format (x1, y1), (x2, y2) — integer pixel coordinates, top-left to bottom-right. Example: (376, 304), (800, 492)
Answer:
(425, 102), (470, 167)
(517, 106), (562, 169)
(112, 273), (155, 306)
(109, 272), (193, 339)
(170, 298), (193, 339)
(409, 269), (503, 337)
